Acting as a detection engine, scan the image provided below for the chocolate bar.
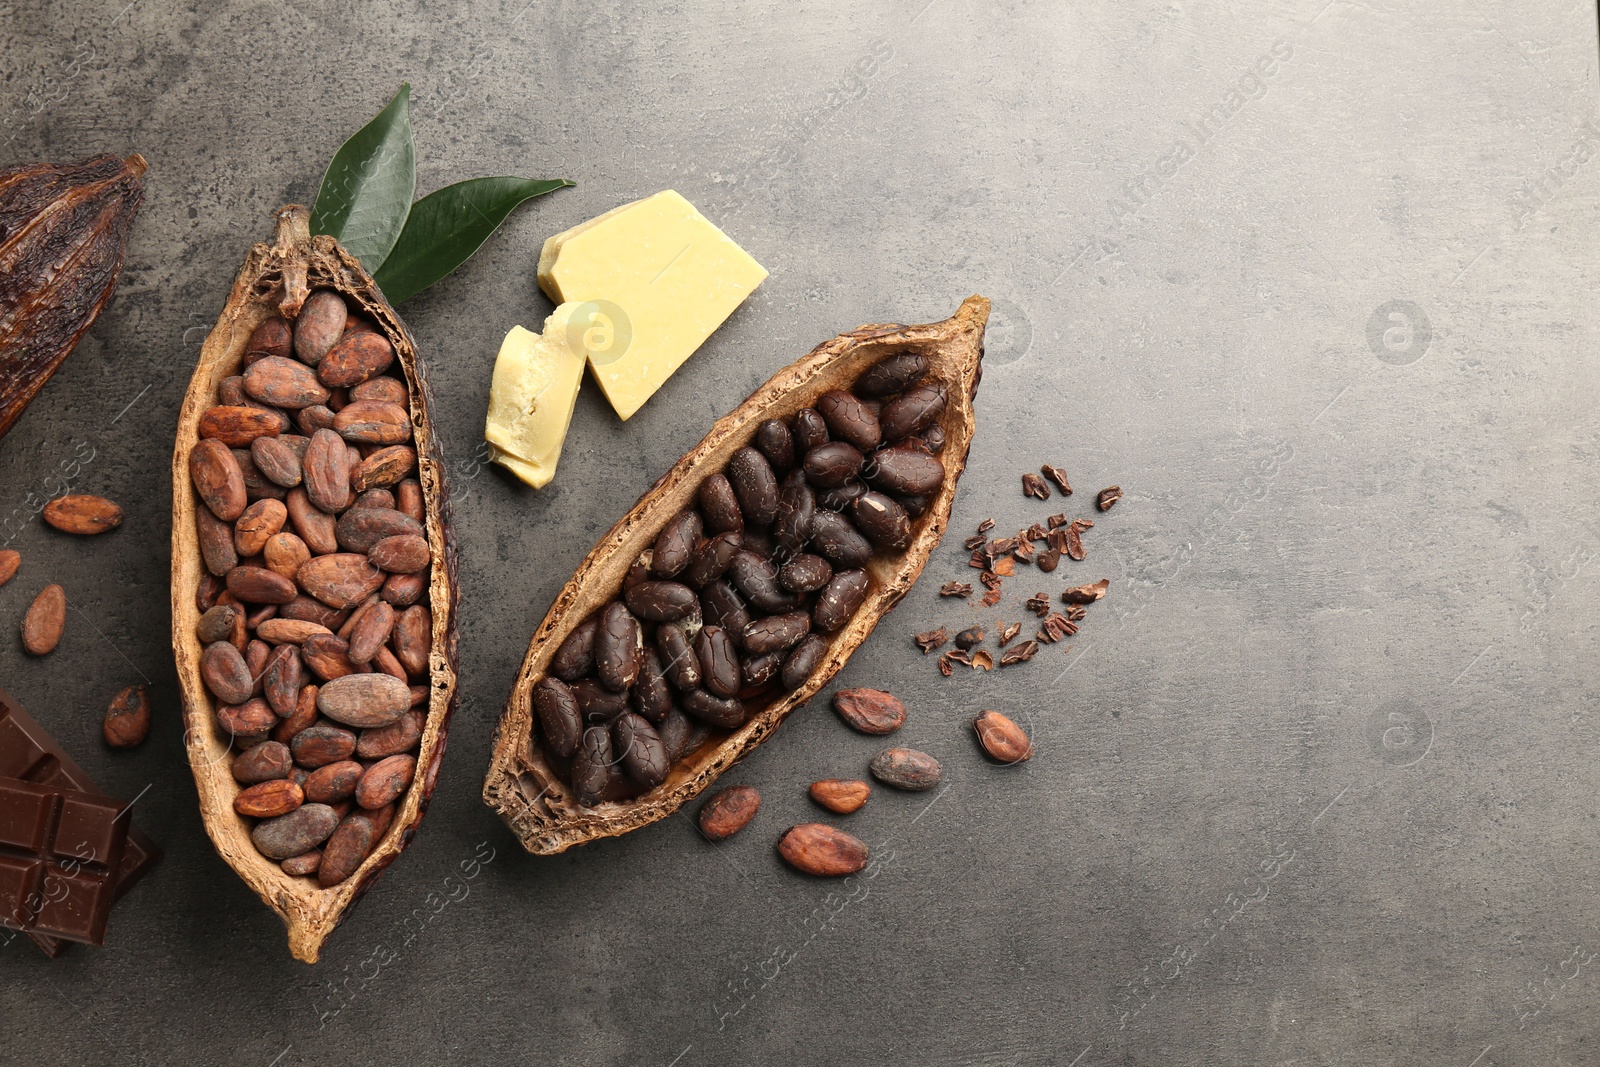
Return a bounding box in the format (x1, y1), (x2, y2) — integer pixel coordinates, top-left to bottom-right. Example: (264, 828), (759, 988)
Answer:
(0, 686), (161, 956)
(0, 777), (129, 945)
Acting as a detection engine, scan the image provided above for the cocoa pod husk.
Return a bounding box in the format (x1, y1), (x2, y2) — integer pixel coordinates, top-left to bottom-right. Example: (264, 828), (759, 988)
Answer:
(0, 154), (145, 441)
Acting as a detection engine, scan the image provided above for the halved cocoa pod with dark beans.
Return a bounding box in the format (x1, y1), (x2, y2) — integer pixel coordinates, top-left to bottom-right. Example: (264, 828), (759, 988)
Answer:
(485, 297), (987, 854)
(172, 206), (458, 963)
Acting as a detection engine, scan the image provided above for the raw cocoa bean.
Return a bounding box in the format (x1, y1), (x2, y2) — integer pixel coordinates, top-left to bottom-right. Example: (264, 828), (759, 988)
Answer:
(197, 604), (239, 644)
(233, 499), (287, 557)
(316, 673), (410, 728)
(293, 290), (347, 366)
(816, 389), (881, 451)
(380, 571), (426, 607)
(279, 594), (345, 629)
(850, 491), (911, 551)
(297, 553), (384, 609)
(355, 754), (414, 809)
(286, 487), (338, 554)
(251, 802), (339, 860)
(216, 698), (275, 738)
(251, 435), (304, 488)
(809, 779), (870, 814)
(333, 400), (411, 445)
(368, 534), (430, 574)
(317, 811), (379, 886)
(290, 724), (357, 767)
(196, 506), (239, 576)
(232, 447), (286, 501)
(102, 684), (150, 748)
(297, 404), (337, 435)
(352, 488), (395, 511)
(777, 823), (868, 876)
(0, 550), (17, 587)
(388, 605), (430, 677)
(198, 405), (282, 446)
(42, 494), (122, 535)
(854, 352), (929, 396)
(780, 634), (827, 690)
(594, 601), (642, 692)
(533, 678), (583, 758)
(246, 316), (292, 364)
(280, 852), (322, 876)
(698, 474), (744, 533)
(233, 742), (291, 785)
(255, 617), (329, 644)
(201, 640), (254, 704)
(318, 330), (395, 388)
(235, 779), (304, 818)
(832, 688), (906, 735)
(727, 446), (779, 527)
(262, 532), (311, 582)
(262, 643), (303, 716)
(973, 710), (1032, 763)
(350, 444), (415, 491)
(244, 356), (331, 409)
(191, 438), (248, 520)
(650, 510), (701, 578)
(302, 429), (350, 513)
(300, 633), (356, 681)
(272, 686), (319, 744)
(343, 601), (392, 665)
(396, 479), (423, 522)
(813, 569), (869, 633)
(357, 707), (423, 760)
(869, 747), (941, 791)
(335, 506), (422, 552)
(350, 376), (406, 405)
(226, 565), (297, 605)
(613, 712), (668, 787)
(698, 784), (759, 841)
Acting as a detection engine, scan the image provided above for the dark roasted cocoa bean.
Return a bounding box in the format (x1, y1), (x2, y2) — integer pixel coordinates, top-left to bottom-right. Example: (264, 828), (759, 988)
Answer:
(613, 712), (668, 787)
(698, 473), (744, 534)
(755, 418), (795, 473)
(534, 678), (583, 757)
(803, 441), (864, 489)
(879, 382), (947, 442)
(851, 491), (911, 551)
(658, 707), (696, 762)
(741, 611), (810, 656)
(816, 389), (881, 451)
(772, 471), (815, 560)
(624, 580), (698, 622)
(816, 480), (865, 511)
(814, 569), (869, 633)
(741, 649), (782, 688)
(699, 785), (759, 841)
(572, 678), (628, 723)
(865, 446), (944, 496)
(699, 579), (750, 636)
(684, 530), (742, 586)
(650, 510), (702, 578)
(728, 551), (799, 613)
(809, 510), (873, 569)
(791, 407), (829, 452)
(780, 634), (827, 690)
(869, 747), (942, 790)
(728, 446), (779, 527)
(682, 688), (745, 728)
(551, 616), (598, 681)
(696, 626), (742, 698)
(779, 553), (832, 593)
(854, 351), (929, 397)
(630, 647), (672, 723)
(656, 622), (701, 691)
(594, 601), (642, 692)
(572, 726), (613, 806)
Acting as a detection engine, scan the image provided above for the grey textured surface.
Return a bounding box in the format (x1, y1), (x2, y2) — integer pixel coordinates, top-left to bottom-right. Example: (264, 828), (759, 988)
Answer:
(1, 1), (1597, 1064)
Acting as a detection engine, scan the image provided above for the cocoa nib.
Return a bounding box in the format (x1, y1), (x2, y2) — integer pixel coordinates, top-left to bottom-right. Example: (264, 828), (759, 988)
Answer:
(1021, 472), (1050, 500)
(976, 518), (995, 534)
(990, 556), (1015, 577)
(1035, 548), (1061, 572)
(1062, 579), (1110, 604)
(998, 621), (1021, 647)
(1096, 485), (1123, 511)
(1025, 592), (1051, 617)
(937, 653), (957, 676)
(999, 640), (1038, 666)
(970, 650), (994, 670)
(962, 534), (987, 551)
(968, 548), (990, 569)
(914, 627), (949, 653)
(980, 588), (1001, 607)
(939, 581), (972, 598)
(1041, 464), (1072, 496)
(1012, 535), (1035, 562)
(1024, 522), (1049, 542)
(1047, 513), (1068, 530)
(1037, 612), (1077, 642)
(1063, 523), (1086, 561)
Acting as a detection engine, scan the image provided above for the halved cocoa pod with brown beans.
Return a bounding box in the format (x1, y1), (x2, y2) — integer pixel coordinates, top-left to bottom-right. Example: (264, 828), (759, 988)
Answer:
(484, 296), (987, 854)
(171, 206), (458, 963)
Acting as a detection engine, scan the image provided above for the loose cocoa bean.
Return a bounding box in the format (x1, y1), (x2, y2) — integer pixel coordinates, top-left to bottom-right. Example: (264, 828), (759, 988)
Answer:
(42, 494), (122, 535)
(357, 707), (423, 760)
(317, 673), (411, 729)
(741, 612), (810, 656)
(226, 565), (297, 605)
(286, 487), (338, 554)
(572, 678), (628, 723)
(809, 779), (871, 814)
(630, 647), (672, 723)
(778, 553), (832, 593)
(355, 754), (415, 809)
(728, 551), (799, 614)
(396, 479), (423, 522)
(808, 511), (873, 569)
(262, 532), (311, 582)
(865, 446), (944, 496)
(350, 444), (416, 491)
(777, 823), (867, 876)
(832, 688), (906, 735)
(973, 710), (1032, 763)
(695, 626), (741, 698)
(233, 741), (292, 783)
(102, 684), (150, 748)
(272, 686), (319, 744)
(290, 724), (357, 767)
(297, 404), (337, 435)
(235, 779), (304, 818)
(347, 601), (395, 664)
(251, 802), (339, 860)
(869, 747), (941, 791)
(293, 290), (347, 366)
(792, 407), (830, 451)
(390, 605), (431, 677)
(698, 785), (759, 841)
(197, 604), (239, 644)
(368, 534), (429, 573)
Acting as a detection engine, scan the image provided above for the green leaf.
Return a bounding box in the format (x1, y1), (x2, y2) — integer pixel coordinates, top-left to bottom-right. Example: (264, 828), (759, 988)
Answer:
(310, 84), (416, 270)
(373, 176), (574, 304)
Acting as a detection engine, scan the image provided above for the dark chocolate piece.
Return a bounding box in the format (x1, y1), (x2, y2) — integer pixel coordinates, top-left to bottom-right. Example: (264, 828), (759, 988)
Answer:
(0, 777), (128, 946)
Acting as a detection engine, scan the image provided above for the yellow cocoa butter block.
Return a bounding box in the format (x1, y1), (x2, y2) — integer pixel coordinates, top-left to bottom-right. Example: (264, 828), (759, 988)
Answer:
(484, 303), (589, 489)
(536, 190), (767, 421)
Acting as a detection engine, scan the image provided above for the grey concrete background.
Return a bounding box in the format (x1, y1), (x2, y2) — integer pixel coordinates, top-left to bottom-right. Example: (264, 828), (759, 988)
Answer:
(1, 0), (1596, 1063)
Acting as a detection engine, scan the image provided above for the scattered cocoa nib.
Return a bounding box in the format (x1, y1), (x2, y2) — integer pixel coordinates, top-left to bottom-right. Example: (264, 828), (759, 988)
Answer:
(1064, 524), (1086, 561)
(976, 518), (995, 534)
(1063, 605), (1088, 621)
(939, 581), (972, 598)
(980, 588), (1001, 607)
(1024, 522), (1049, 542)
(970, 650), (994, 670)
(1036, 548), (1060, 572)
(1041, 464), (1071, 495)
(953, 626), (984, 650)
(1021, 472), (1050, 500)
(914, 627), (949, 653)
(1046, 528), (1068, 554)
(963, 533), (987, 551)
(991, 556), (1015, 577)
(998, 621), (1021, 646)
(1025, 592), (1051, 617)
(1012, 536), (1035, 562)
(979, 571), (1001, 590)
(987, 536), (1018, 558)
(945, 648), (972, 667)
(999, 640), (1038, 665)
(1073, 517), (1095, 531)
(1038, 613), (1077, 642)
(968, 548), (990, 569)
(1062, 579), (1110, 604)
(937, 653), (957, 676)
(1096, 486), (1122, 511)
(1047, 513), (1068, 529)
